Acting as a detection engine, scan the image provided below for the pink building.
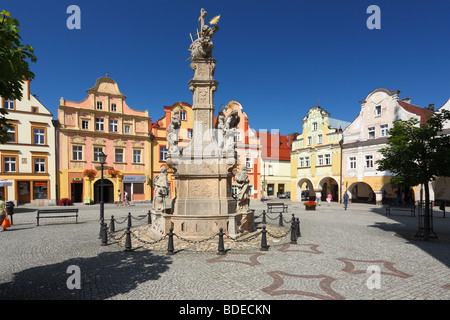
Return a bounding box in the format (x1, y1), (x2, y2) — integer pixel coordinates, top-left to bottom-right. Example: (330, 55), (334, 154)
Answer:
(57, 76), (152, 204)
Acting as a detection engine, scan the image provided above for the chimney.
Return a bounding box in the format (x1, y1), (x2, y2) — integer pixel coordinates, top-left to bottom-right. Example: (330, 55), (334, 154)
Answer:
(401, 97), (411, 104)
(428, 104), (435, 111)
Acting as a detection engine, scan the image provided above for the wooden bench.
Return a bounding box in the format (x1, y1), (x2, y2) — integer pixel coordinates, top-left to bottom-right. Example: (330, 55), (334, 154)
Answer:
(36, 208), (79, 226)
(385, 205), (416, 217)
(267, 202), (288, 213)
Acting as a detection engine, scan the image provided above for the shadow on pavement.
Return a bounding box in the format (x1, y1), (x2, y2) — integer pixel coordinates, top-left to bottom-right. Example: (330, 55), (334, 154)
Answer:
(0, 250), (172, 300)
(369, 206), (450, 268)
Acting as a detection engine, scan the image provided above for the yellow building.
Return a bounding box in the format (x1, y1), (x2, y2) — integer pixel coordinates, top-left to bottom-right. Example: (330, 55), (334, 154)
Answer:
(0, 80), (57, 205)
(150, 102), (193, 199)
(290, 106), (350, 203)
(57, 76), (152, 204)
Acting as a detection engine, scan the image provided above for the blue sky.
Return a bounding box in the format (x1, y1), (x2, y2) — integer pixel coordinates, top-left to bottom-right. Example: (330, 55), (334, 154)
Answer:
(3, 0), (450, 135)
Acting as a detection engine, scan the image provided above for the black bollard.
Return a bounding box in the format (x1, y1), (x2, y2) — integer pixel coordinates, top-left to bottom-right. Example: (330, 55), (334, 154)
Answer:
(262, 210), (267, 224)
(124, 227), (132, 252)
(98, 220), (104, 239)
(279, 212), (283, 226)
(167, 228), (175, 255)
(148, 210), (152, 225)
(260, 226), (269, 251)
(217, 228), (226, 255)
(127, 212), (132, 228)
(110, 215), (115, 233)
(290, 220), (297, 244)
(296, 218), (301, 237)
(101, 223), (108, 246)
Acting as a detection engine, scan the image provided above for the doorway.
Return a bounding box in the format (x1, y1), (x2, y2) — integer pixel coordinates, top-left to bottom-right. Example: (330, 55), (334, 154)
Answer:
(18, 181), (30, 204)
(71, 182), (83, 203)
(93, 179), (114, 204)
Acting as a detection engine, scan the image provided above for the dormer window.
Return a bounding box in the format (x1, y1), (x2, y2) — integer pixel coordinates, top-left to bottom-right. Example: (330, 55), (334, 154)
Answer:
(375, 105), (381, 117)
(96, 101), (103, 110)
(312, 122), (318, 131)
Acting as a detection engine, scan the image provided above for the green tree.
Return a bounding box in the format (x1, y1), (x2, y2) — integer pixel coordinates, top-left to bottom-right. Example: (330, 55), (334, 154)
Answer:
(376, 109), (450, 240)
(0, 10), (37, 143)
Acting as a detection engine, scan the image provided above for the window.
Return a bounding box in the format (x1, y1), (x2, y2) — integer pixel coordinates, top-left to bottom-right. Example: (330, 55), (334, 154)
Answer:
(73, 146), (83, 161)
(180, 110), (187, 121)
(299, 157), (304, 167)
(381, 124), (389, 137)
(317, 155), (324, 166)
(3, 157), (16, 172)
(133, 150), (141, 163)
(110, 120), (118, 132)
(317, 134), (323, 144)
(365, 155), (374, 169)
(160, 146), (167, 162)
(33, 181), (48, 200)
(268, 165), (273, 176)
(312, 122), (318, 131)
(32, 107), (38, 113)
(187, 129), (193, 139)
(93, 147), (103, 162)
(124, 125), (131, 134)
(33, 128), (45, 145)
(33, 158), (46, 173)
(3, 99), (14, 110)
(111, 103), (117, 112)
(375, 105), (381, 117)
(95, 118), (104, 131)
(245, 157), (253, 170)
(6, 125), (16, 143)
(349, 156), (357, 169)
(325, 154), (331, 165)
(115, 149), (124, 163)
(368, 127), (375, 139)
(305, 156), (310, 167)
(81, 120), (89, 130)
(234, 131), (242, 142)
(96, 101), (103, 110)
(307, 136), (312, 145)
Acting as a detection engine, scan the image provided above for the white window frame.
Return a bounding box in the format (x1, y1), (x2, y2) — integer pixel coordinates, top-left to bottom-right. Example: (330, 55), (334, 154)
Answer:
(95, 118), (104, 131)
(34, 158), (46, 173)
(381, 124), (389, 137)
(325, 154), (331, 165)
(110, 119), (118, 132)
(375, 105), (381, 117)
(93, 147), (103, 162)
(349, 156), (357, 169)
(72, 146), (83, 161)
(96, 101), (103, 110)
(115, 148), (124, 163)
(368, 127), (375, 139)
(133, 150), (141, 163)
(365, 154), (374, 169)
(4, 157), (16, 172)
(81, 120), (89, 130)
(317, 154), (324, 166)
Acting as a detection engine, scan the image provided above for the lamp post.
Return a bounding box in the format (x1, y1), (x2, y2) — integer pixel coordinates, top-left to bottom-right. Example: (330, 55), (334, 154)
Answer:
(98, 151), (107, 238)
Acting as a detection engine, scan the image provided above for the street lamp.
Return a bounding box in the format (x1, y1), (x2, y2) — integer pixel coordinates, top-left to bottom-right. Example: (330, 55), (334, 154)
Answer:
(98, 151), (107, 238)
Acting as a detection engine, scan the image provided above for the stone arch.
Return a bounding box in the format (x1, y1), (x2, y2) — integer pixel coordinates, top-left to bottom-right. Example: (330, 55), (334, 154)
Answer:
(347, 182), (376, 204)
(296, 178), (314, 202)
(318, 176), (339, 202)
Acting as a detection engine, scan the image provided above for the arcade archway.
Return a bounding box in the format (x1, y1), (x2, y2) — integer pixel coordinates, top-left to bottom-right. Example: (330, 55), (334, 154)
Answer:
(93, 179), (114, 204)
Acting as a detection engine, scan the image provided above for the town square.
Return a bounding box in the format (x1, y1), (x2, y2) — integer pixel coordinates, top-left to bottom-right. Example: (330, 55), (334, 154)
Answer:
(0, 0), (449, 308)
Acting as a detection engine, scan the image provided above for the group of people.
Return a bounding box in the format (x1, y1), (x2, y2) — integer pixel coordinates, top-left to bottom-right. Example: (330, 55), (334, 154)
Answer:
(316, 191), (350, 210)
(116, 189), (131, 206)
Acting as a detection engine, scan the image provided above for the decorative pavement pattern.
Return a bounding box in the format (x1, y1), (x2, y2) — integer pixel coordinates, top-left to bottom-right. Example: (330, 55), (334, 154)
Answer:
(0, 201), (449, 300)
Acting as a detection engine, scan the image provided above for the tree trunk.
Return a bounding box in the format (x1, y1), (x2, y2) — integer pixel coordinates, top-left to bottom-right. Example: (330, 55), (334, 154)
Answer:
(423, 182), (431, 241)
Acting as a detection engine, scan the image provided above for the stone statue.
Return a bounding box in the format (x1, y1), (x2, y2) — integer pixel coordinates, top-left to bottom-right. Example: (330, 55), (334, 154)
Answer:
(215, 110), (226, 149)
(189, 8), (219, 59)
(235, 166), (250, 213)
(153, 166), (169, 212)
(224, 110), (240, 151)
(167, 109), (181, 155)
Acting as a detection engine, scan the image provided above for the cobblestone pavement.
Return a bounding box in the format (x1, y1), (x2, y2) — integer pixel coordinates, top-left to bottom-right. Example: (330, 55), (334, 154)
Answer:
(0, 200), (449, 301)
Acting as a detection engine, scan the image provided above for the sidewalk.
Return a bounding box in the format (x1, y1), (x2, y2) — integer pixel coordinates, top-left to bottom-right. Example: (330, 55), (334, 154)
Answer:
(0, 200), (449, 300)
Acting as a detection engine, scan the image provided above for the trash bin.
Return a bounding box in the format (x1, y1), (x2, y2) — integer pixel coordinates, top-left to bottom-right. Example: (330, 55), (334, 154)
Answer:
(439, 200), (445, 211)
(6, 201), (14, 225)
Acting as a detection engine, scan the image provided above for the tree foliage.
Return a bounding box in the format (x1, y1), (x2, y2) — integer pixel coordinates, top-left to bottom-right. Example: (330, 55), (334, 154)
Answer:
(377, 109), (450, 186)
(0, 10), (37, 143)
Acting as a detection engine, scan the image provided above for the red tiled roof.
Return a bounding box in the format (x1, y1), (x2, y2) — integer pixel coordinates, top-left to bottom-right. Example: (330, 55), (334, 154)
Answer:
(398, 100), (434, 125)
(258, 132), (295, 161)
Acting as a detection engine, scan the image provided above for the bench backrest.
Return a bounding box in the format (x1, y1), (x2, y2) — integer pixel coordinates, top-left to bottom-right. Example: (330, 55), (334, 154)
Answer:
(37, 209), (79, 214)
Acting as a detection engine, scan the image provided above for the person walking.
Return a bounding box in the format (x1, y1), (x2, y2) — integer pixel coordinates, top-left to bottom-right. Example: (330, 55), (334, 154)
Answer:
(0, 196), (8, 231)
(343, 192), (349, 210)
(316, 191), (322, 206)
(116, 189), (122, 206)
(327, 193), (332, 206)
(123, 190), (130, 206)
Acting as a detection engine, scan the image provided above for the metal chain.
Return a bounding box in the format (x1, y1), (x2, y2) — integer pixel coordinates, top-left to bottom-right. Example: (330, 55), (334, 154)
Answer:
(130, 231), (167, 245)
(174, 233), (218, 244)
(266, 229), (290, 239)
(130, 215), (147, 221)
(226, 231), (262, 242)
(112, 217), (128, 224)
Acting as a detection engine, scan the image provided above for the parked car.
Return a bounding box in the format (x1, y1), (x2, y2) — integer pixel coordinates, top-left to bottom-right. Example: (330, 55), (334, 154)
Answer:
(278, 191), (291, 199)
